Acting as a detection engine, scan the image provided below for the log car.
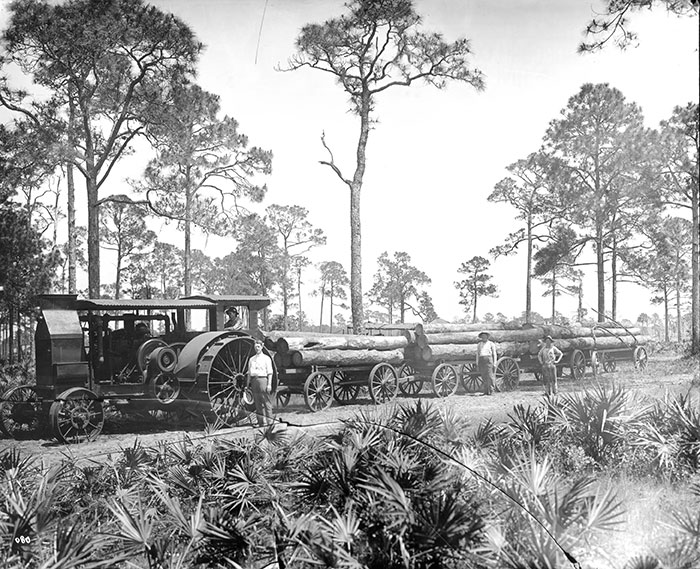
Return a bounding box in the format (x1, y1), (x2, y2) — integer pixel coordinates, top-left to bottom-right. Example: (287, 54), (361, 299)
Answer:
(274, 361), (400, 412)
(0, 293), (275, 443)
(397, 356), (521, 398)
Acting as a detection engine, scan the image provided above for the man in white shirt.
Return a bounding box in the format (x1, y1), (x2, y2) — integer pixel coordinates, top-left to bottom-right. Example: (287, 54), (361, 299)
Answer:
(476, 331), (497, 395)
(537, 335), (564, 395)
(247, 339), (274, 426)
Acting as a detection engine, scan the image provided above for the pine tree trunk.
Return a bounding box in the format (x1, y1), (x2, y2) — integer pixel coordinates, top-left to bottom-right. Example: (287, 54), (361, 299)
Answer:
(67, 162), (77, 294)
(676, 282), (682, 343)
(184, 180), (192, 297)
(472, 292), (478, 324)
(551, 267), (557, 323)
(319, 283), (325, 330)
(664, 287), (670, 343)
(297, 267), (303, 332)
(692, 183), (699, 353)
(349, 93), (370, 335)
(526, 212), (532, 323)
(115, 251), (122, 299)
(612, 237), (618, 321)
(596, 226), (605, 323)
(87, 175), (100, 298)
(330, 287), (334, 334)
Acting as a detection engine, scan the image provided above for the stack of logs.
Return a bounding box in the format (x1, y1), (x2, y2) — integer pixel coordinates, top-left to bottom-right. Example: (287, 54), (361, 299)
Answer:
(404, 321), (648, 363)
(264, 330), (407, 369)
(264, 322), (648, 371)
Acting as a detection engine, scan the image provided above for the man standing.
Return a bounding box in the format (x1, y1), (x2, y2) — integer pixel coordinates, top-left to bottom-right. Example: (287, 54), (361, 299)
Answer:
(538, 335), (564, 395)
(476, 331), (497, 395)
(247, 339), (274, 426)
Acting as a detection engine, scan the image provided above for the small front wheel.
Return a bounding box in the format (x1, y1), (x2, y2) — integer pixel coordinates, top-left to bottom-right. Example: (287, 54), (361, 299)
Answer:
(50, 387), (104, 444)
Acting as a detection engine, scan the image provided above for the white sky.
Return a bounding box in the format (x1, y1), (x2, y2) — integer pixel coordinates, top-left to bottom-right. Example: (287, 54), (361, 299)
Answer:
(1, 0), (699, 324)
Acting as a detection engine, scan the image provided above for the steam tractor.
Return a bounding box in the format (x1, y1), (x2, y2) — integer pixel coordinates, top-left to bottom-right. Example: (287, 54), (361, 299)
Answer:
(0, 293), (276, 443)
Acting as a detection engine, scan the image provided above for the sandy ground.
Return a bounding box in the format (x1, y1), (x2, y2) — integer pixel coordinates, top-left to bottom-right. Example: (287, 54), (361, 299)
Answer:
(1, 355), (696, 468)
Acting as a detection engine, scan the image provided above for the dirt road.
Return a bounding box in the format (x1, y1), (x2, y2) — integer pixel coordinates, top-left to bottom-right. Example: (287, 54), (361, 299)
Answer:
(1, 355), (697, 468)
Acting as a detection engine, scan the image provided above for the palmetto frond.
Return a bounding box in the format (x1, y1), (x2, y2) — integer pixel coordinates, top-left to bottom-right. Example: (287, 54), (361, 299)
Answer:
(470, 417), (504, 449)
(623, 555), (663, 569)
(105, 494), (155, 549)
(506, 404), (550, 447)
(409, 486), (484, 554)
(358, 470), (414, 528)
(195, 507), (255, 567)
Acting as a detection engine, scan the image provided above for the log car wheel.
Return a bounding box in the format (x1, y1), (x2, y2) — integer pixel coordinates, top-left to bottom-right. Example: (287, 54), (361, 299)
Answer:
(570, 349), (586, 381)
(634, 346), (648, 371)
(460, 362), (482, 393)
(0, 385), (46, 439)
(495, 357), (520, 392)
(398, 363), (423, 396)
(368, 363), (398, 404)
(276, 389), (291, 408)
(304, 371), (333, 411)
(332, 370), (360, 404)
(431, 363), (458, 398)
(202, 336), (274, 427)
(50, 387), (104, 444)
(601, 352), (617, 373)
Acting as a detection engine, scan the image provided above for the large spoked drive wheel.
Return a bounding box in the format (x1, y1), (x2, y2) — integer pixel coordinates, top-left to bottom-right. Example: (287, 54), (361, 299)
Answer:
(50, 387), (104, 444)
(634, 346), (648, 371)
(495, 357), (520, 391)
(369, 363), (398, 404)
(460, 362), (482, 393)
(201, 336), (276, 427)
(398, 363), (423, 396)
(151, 372), (180, 406)
(570, 349), (586, 381)
(0, 385), (45, 439)
(304, 371), (333, 411)
(332, 370), (360, 403)
(431, 363), (458, 398)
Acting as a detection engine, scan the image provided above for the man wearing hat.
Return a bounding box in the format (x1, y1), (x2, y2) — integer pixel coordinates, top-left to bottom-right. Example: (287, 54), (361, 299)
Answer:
(476, 331), (497, 395)
(224, 307), (243, 330)
(537, 335), (563, 395)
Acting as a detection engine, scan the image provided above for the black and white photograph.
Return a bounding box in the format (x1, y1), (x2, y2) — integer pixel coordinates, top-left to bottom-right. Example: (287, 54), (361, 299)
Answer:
(0, 0), (698, 567)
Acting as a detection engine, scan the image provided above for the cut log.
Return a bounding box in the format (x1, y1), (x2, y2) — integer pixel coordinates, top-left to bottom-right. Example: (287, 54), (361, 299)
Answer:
(424, 329), (544, 345)
(366, 322), (424, 334)
(289, 348), (404, 367)
(423, 327), (644, 345)
(275, 334), (408, 353)
(425, 342), (533, 362)
(423, 322), (505, 333)
(541, 335), (649, 353)
(539, 325), (642, 339)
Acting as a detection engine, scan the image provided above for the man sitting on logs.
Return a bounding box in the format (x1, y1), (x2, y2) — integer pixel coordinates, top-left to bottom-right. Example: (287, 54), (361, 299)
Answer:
(538, 335), (563, 395)
(476, 331), (497, 395)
